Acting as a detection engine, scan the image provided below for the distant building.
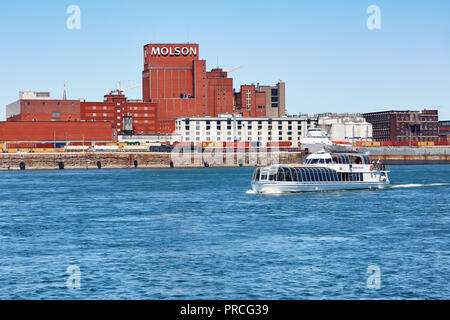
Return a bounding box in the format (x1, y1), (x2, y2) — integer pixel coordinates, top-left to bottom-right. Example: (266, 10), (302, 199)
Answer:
(317, 113), (373, 143)
(362, 110), (439, 142)
(6, 92), (81, 122)
(206, 68), (234, 117)
(256, 81), (286, 117)
(80, 93), (158, 135)
(233, 85), (267, 117)
(6, 91), (159, 135)
(0, 121), (116, 143)
(439, 120), (450, 142)
(233, 81), (286, 118)
(175, 114), (317, 145)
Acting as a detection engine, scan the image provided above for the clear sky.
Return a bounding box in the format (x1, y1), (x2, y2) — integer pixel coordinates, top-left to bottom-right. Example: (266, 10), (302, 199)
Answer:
(0, 0), (449, 121)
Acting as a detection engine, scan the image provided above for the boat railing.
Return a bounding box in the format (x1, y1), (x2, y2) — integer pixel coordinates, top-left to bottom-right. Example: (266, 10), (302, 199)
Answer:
(373, 162), (389, 171)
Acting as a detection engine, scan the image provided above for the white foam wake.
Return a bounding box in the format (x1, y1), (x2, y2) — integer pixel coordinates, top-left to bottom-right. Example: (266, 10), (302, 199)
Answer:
(245, 189), (286, 195)
(390, 183), (450, 189)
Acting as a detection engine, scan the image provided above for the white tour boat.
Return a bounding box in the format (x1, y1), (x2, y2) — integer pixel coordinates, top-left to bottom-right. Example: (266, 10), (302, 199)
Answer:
(251, 150), (390, 193)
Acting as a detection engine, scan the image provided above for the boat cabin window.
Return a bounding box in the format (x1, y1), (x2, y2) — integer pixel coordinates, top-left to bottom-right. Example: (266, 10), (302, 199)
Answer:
(252, 168), (261, 181)
(268, 171), (276, 181)
(259, 167), (366, 183)
(362, 155), (371, 164)
(260, 171), (268, 181)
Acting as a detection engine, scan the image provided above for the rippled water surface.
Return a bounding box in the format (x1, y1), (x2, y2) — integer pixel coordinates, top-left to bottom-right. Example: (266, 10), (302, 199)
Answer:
(0, 165), (449, 299)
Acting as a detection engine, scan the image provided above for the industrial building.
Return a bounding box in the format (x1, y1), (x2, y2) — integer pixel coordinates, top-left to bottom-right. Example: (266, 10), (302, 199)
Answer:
(317, 113), (373, 143)
(363, 110), (439, 142)
(174, 114), (318, 145)
(0, 121), (116, 143)
(4, 43), (286, 143)
(6, 92), (81, 122)
(439, 120), (450, 142)
(233, 82), (286, 118)
(143, 43), (211, 134)
(256, 82), (286, 117)
(80, 91), (158, 135)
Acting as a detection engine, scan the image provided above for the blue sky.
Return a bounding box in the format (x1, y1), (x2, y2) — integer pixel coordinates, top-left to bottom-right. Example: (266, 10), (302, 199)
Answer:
(0, 0), (449, 121)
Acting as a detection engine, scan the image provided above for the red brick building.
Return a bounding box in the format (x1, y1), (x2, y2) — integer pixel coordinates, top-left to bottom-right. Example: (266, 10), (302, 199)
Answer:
(142, 44), (208, 134)
(363, 109), (440, 142)
(80, 93), (158, 135)
(5, 43), (284, 138)
(439, 120), (450, 141)
(206, 68), (234, 116)
(6, 92), (81, 122)
(234, 85), (266, 117)
(0, 121), (116, 143)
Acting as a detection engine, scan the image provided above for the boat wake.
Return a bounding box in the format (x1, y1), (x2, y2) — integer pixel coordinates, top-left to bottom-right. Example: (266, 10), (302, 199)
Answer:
(246, 189), (286, 195)
(390, 183), (450, 189)
(246, 183), (449, 195)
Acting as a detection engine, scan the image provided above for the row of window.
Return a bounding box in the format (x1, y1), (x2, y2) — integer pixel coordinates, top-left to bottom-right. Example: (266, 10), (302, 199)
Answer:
(256, 167), (364, 182)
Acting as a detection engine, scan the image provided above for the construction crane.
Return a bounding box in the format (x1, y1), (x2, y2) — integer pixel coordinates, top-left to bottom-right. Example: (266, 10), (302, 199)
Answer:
(226, 65), (243, 73)
(110, 81), (141, 95)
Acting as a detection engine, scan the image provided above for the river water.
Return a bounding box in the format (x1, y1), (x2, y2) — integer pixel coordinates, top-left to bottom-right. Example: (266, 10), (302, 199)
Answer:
(0, 165), (449, 299)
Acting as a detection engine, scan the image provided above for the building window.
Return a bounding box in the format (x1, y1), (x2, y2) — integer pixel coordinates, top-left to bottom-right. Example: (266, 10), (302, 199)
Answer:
(246, 90), (251, 109)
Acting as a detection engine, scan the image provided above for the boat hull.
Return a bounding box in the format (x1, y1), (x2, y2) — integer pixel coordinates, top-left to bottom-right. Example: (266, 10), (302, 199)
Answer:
(251, 181), (390, 193)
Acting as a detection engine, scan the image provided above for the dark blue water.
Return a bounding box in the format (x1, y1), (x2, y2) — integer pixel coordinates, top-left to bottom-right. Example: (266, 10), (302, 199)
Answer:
(0, 165), (449, 299)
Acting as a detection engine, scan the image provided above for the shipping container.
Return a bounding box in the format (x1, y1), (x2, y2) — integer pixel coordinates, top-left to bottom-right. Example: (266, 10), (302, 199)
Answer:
(332, 141), (352, 146)
(64, 145), (90, 152)
(35, 143), (55, 148)
(202, 142), (215, 148)
(55, 142), (66, 148)
(174, 142), (193, 147)
(6, 143), (34, 148)
(94, 145), (119, 152)
(69, 142), (92, 146)
(122, 145), (149, 152)
(266, 141), (291, 147)
(33, 148), (57, 153)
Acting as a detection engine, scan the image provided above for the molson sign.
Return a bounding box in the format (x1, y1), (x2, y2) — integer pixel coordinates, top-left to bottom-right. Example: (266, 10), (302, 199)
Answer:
(147, 45), (197, 57)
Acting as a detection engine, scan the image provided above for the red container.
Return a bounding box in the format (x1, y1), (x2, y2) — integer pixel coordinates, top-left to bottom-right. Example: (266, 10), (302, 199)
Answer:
(174, 142), (193, 147)
(381, 141), (393, 146)
(35, 143), (55, 148)
(7, 143), (34, 148)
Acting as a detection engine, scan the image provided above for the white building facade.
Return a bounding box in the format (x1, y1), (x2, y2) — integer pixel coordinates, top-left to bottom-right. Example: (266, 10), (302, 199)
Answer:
(317, 113), (373, 143)
(175, 114), (318, 145)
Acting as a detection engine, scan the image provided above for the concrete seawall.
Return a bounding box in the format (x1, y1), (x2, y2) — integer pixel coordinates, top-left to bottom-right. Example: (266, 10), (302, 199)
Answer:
(0, 152), (304, 170)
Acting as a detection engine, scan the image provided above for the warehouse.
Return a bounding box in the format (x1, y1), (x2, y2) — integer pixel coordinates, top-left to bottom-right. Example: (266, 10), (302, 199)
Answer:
(0, 121), (116, 143)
